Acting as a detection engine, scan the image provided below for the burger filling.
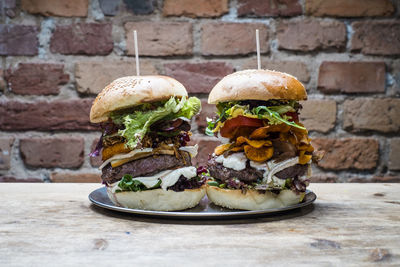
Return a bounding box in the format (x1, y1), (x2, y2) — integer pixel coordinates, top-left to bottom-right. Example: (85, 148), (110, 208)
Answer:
(90, 96), (206, 192)
(206, 100), (323, 194)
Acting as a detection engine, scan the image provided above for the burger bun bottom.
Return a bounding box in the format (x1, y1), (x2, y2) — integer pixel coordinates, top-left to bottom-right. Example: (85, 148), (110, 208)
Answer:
(206, 184), (305, 210)
(106, 185), (206, 211)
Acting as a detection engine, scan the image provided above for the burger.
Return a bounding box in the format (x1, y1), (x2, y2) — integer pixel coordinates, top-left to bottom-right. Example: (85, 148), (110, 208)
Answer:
(205, 69), (322, 210)
(89, 75), (206, 211)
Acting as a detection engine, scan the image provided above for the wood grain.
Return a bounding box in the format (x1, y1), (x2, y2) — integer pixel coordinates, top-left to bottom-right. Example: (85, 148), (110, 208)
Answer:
(0, 183), (399, 266)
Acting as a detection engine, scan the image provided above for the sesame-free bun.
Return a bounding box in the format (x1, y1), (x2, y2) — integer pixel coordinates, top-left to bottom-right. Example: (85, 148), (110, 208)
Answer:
(208, 69), (307, 104)
(206, 185), (305, 210)
(106, 185), (206, 211)
(90, 75), (188, 123)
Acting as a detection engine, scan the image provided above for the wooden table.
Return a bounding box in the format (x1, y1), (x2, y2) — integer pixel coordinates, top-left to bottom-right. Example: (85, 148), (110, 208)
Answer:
(0, 183), (399, 266)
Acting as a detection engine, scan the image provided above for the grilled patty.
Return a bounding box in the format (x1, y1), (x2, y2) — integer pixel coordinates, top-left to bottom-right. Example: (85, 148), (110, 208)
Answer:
(207, 157), (264, 183)
(102, 152), (191, 184)
(207, 157), (308, 183)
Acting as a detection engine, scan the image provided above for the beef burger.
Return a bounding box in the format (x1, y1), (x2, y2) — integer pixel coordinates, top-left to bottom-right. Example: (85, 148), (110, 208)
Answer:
(90, 76), (205, 211)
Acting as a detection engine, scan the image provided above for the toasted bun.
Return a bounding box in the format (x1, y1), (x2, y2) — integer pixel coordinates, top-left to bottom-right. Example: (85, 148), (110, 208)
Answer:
(206, 185), (305, 210)
(106, 185), (206, 211)
(90, 75), (188, 123)
(208, 69), (307, 104)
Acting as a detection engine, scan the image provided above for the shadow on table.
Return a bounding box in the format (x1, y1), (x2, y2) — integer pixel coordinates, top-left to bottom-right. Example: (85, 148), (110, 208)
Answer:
(89, 203), (315, 225)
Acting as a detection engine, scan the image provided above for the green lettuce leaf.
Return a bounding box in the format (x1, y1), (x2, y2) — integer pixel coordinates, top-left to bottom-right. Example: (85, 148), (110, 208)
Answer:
(111, 96), (201, 149)
(116, 174), (161, 192)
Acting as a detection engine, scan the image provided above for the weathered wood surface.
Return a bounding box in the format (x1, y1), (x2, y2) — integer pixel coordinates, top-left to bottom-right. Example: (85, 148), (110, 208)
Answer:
(0, 183), (399, 266)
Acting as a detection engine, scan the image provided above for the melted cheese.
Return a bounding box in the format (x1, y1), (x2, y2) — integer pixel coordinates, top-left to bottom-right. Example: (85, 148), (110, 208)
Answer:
(179, 145), (198, 158)
(109, 166), (197, 193)
(215, 152), (247, 171)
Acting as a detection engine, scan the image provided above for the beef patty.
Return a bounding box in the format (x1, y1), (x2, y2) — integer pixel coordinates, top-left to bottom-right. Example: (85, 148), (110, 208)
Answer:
(207, 157), (264, 183)
(102, 152), (191, 184)
(208, 157), (309, 183)
(274, 164), (308, 179)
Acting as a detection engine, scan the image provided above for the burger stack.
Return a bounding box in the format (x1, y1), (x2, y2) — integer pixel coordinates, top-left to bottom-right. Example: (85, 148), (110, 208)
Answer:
(90, 76), (205, 211)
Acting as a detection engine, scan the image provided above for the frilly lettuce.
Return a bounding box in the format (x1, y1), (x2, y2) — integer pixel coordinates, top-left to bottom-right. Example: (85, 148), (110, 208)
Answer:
(111, 96), (201, 149)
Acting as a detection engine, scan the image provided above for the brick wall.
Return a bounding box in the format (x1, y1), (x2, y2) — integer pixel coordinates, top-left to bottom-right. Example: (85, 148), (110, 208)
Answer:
(0, 0), (399, 183)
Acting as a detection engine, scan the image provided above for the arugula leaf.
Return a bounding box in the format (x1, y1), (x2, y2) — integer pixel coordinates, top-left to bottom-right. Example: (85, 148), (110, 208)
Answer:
(252, 106), (305, 130)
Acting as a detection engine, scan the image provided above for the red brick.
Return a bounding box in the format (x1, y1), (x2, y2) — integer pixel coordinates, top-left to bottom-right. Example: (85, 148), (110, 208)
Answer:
(306, 0), (394, 17)
(343, 98), (400, 133)
(238, 0), (302, 17)
(75, 60), (158, 95)
(0, 137), (14, 170)
(50, 23), (113, 55)
(389, 138), (400, 171)
(21, 0), (88, 17)
(50, 172), (102, 183)
(90, 139), (102, 168)
(309, 174), (338, 183)
(0, 99), (97, 131)
(187, 137), (219, 167)
(163, 0), (228, 18)
(201, 23), (269, 56)
(20, 137), (84, 168)
(0, 24), (39, 56)
(277, 19), (346, 52)
(351, 21), (400, 56)
(0, 176), (42, 183)
(195, 99), (217, 134)
(312, 138), (379, 170)
(300, 100), (336, 133)
(238, 60), (310, 82)
(5, 63), (69, 95)
(164, 62), (234, 94)
(318, 62), (385, 94)
(125, 21), (193, 56)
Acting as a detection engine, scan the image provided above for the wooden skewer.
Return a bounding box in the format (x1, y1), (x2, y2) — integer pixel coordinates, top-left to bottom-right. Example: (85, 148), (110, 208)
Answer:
(256, 29), (261, 70)
(134, 30), (140, 76)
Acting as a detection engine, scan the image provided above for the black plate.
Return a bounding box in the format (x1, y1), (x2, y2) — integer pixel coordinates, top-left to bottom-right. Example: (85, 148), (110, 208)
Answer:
(89, 187), (316, 219)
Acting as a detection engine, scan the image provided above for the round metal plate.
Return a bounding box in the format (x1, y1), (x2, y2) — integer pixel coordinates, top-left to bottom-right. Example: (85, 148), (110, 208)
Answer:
(89, 187), (316, 219)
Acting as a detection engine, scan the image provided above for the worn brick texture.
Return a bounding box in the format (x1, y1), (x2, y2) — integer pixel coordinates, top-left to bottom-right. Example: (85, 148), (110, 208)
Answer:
(238, 0), (302, 17)
(312, 138), (379, 170)
(125, 21), (193, 56)
(343, 99), (400, 133)
(20, 138), (84, 168)
(305, 0), (394, 17)
(50, 23), (113, 55)
(1, 0), (399, 182)
(164, 62), (234, 93)
(201, 22), (269, 56)
(277, 19), (346, 51)
(5, 63), (69, 95)
(318, 62), (385, 94)
(21, 0), (89, 17)
(163, 0), (228, 18)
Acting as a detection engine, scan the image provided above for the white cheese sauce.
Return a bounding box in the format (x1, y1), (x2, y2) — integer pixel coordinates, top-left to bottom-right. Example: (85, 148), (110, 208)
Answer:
(215, 152), (247, 171)
(109, 166), (197, 193)
(215, 154), (311, 187)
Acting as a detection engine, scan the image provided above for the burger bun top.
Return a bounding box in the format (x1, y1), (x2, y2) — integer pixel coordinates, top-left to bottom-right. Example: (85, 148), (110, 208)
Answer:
(90, 75), (188, 123)
(208, 69), (307, 104)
